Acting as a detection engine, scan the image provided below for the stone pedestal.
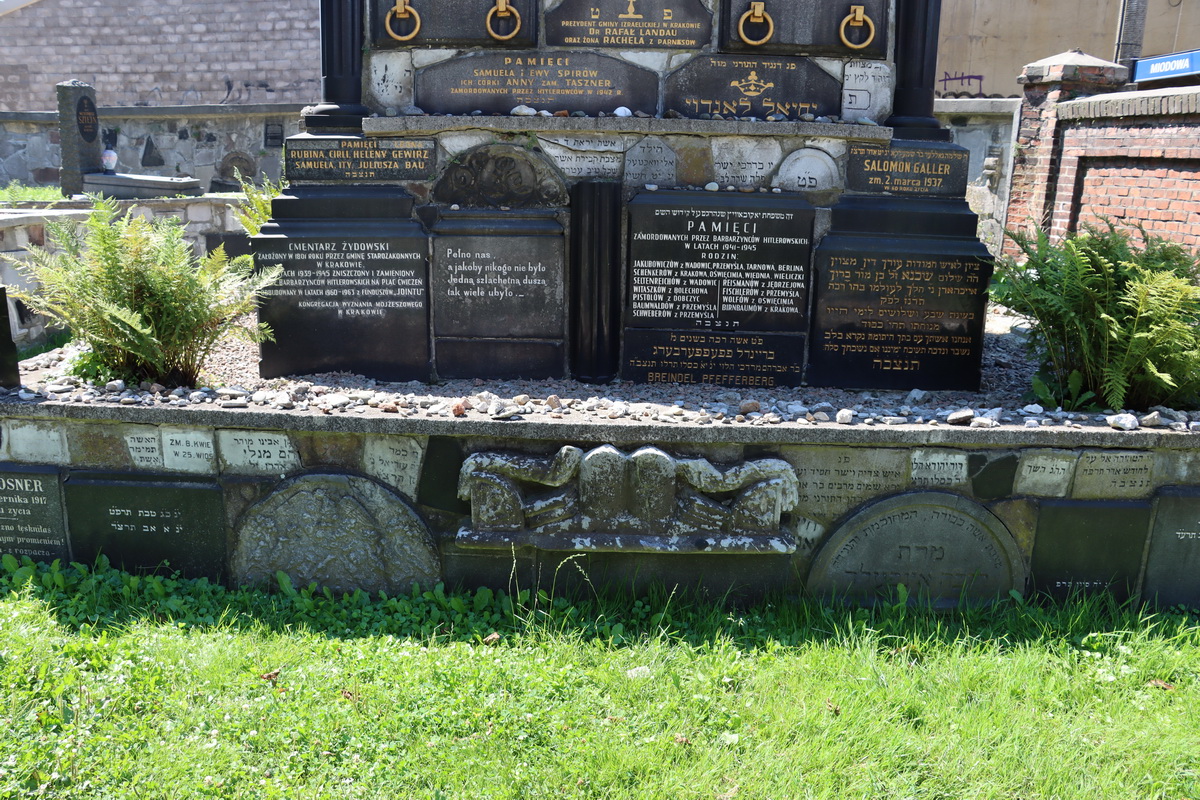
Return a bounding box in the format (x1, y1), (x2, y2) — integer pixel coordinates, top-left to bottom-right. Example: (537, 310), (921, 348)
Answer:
(56, 80), (102, 197)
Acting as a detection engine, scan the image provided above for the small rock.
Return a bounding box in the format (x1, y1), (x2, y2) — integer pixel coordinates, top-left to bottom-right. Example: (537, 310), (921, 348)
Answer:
(546, 394), (563, 410)
(513, 393), (530, 405)
(1025, 418), (1041, 428)
(881, 416), (908, 425)
(1139, 411), (1163, 428)
(613, 106), (632, 117)
(451, 401), (467, 417)
(219, 399), (248, 409)
(704, 182), (719, 192)
(947, 409), (975, 425)
(45, 383), (74, 394)
(738, 400), (760, 415)
(813, 411), (830, 422)
(1107, 413), (1139, 431)
(105, 379), (125, 393)
(905, 388), (930, 406)
(323, 393), (352, 408)
(510, 104), (536, 116)
(1021, 403), (1045, 415)
(835, 408), (855, 424)
(644, 183), (658, 191)
(970, 417), (999, 428)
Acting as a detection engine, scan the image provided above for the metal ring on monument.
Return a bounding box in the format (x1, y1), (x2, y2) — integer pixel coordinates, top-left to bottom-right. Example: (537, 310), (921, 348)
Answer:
(737, 2), (774, 46)
(385, 0), (421, 41)
(486, 0), (521, 41)
(839, 5), (875, 50)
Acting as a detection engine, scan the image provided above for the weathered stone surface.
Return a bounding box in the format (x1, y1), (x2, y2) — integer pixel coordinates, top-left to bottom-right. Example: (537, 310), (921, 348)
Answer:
(545, 0), (712, 49)
(770, 147), (840, 192)
(536, 138), (625, 178)
(1071, 450), (1156, 499)
(361, 435), (426, 500)
(66, 473), (225, 578)
(911, 449), (969, 488)
(807, 491), (1026, 606)
(432, 144), (568, 208)
(1143, 487), (1200, 607)
(623, 136), (678, 188)
(969, 452), (1018, 500)
(160, 427), (217, 475)
(0, 464), (67, 563)
(217, 431), (302, 476)
(781, 445), (909, 523)
(1013, 450), (1076, 496)
(1031, 499), (1151, 600)
(233, 473), (440, 594)
(415, 52), (658, 115)
(1, 420), (69, 464)
(841, 60), (894, 123)
(709, 136), (782, 187)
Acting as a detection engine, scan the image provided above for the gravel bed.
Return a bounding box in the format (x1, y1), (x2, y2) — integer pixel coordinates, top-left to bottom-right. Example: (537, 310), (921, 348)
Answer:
(8, 304), (1199, 434)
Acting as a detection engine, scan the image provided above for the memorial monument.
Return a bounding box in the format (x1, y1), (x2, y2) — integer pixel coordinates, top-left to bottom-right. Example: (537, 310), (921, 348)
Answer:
(253, 0), (993, 392)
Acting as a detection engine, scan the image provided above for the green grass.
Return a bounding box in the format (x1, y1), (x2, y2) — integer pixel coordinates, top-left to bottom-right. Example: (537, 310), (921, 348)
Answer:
(1, 557), (1198, 799)
(0, 181), (62, 205)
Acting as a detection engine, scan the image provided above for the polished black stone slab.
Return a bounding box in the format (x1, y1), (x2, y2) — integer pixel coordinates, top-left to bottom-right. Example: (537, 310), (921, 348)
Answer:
(0, 464), (67, 563)
(626, 190), (813, 332)
(1031, 499), (1152, 601)
(416, 51), (658, 115)
(718, 0), (887, 58)
(846, 140), (970, 197)
(285, 135), (435, 183)
(1143, 488), (1200, 607)
(664, 54), (840, 119)
(65, 472), (225, 578)
(545, 0), (711, 49)
(435, 339), (564, 380)
(253, 225), (431, 381)
(371, 0), (537, 49)
(622, 328), (804, 388)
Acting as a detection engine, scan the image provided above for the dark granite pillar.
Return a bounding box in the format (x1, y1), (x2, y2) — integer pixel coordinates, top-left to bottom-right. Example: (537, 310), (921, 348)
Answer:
(886, 0), (949, 141)
(56, 80), (102, 197)
(306, 0), (370, 130)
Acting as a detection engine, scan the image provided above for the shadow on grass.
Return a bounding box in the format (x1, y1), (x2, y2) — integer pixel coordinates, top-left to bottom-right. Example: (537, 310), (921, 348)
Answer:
(2, 554), (1197, 653)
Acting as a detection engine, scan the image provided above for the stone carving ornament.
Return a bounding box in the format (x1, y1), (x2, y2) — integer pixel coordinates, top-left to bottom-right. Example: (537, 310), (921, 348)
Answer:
(433, 144), (568, 208)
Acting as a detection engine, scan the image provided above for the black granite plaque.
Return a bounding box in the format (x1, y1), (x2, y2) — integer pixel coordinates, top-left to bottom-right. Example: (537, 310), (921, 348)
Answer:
(254, 231), (431, 381)
(415, 52), (658, 115)
(371, 0), (537, 48)
(808, 235), (991, 391)
(663, 54), (840, 119)
(718, 0), (887, 58)
(0, 464), (68, 563)
(1142, 488), (1200, 607)
(75, 95), (99, 143)
(626, 190), (813, 332)
(285, 135), (435, 183)
(431, 210), (565, 379)
(0, 288), (19, 388)
(1031, 499), (1152, 601)
(847, 141), (970, 197)
(545, 0), (712, 49)
(623, 328), (804, 387)
(65, 472), (225, 578)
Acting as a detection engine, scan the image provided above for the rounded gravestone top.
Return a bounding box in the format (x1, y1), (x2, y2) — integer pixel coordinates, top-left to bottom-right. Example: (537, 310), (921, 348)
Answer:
(233, 472), (440, 594)
(807, 491), (1026, 607)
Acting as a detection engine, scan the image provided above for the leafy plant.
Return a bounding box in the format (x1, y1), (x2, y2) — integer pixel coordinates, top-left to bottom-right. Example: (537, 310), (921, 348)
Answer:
(232, 169), (283, 236)
(993, 222), (1200, 410)
(3, 196), (281, 386)
(0, 179), (62, 205)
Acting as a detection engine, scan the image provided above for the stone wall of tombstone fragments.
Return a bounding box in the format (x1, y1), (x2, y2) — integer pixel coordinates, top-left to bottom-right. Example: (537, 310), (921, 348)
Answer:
(0, 410), (1198, 607)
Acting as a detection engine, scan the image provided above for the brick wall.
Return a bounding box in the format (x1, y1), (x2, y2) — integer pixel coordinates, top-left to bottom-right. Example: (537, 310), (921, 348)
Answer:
(0, 0), (320, 112)
(1006, 51), (1200, 257)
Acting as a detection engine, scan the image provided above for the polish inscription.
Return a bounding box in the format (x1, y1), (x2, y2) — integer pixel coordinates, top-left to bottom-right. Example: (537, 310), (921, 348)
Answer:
(627, 194), (813, 331)
(161, 427), (217, 475)
(285, 136), (434, 182)
(847, 141), (970, 197)
(1072, 451), (1155, 499)
(415, 52), (657, 115)
(546, 0), (711, 48)
(0, 465), (67, 563)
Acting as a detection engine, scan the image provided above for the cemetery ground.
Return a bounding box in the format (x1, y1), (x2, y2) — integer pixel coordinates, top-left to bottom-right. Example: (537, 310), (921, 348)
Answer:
(1, 557), (1198, 799)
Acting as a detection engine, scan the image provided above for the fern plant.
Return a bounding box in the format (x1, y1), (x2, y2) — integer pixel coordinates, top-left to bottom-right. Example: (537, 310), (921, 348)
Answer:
(993, 223), (1200, 410)
(3, 196), (282, 386)
(233, 170), (284, 236)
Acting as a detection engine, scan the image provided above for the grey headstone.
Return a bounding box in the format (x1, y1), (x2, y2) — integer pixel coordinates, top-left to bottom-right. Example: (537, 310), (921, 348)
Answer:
(56, 81), (102, 196)
(664, 55), (841, 119)
(807, 491), (1026, 606)
(781, 445), (909, 523)
(233, 473), (440, 594)
(432, 144), (568, 208)
(1031, 499), (1152, 600)
(1144, 488), (1200, 607)
(0, 464), (68, 564)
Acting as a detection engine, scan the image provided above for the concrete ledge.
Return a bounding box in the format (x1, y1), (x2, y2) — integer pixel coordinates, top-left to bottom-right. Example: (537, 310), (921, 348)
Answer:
(935, 98), (1022, 116)
(1059, 85), (1200, 121)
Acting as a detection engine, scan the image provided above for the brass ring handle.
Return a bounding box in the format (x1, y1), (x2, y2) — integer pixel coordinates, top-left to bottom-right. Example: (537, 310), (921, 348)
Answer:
(839, 5), (875, 50)
(737, 2), (774, 46)
(385, 0), (421, 41)
(486, 0), (522, 41)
